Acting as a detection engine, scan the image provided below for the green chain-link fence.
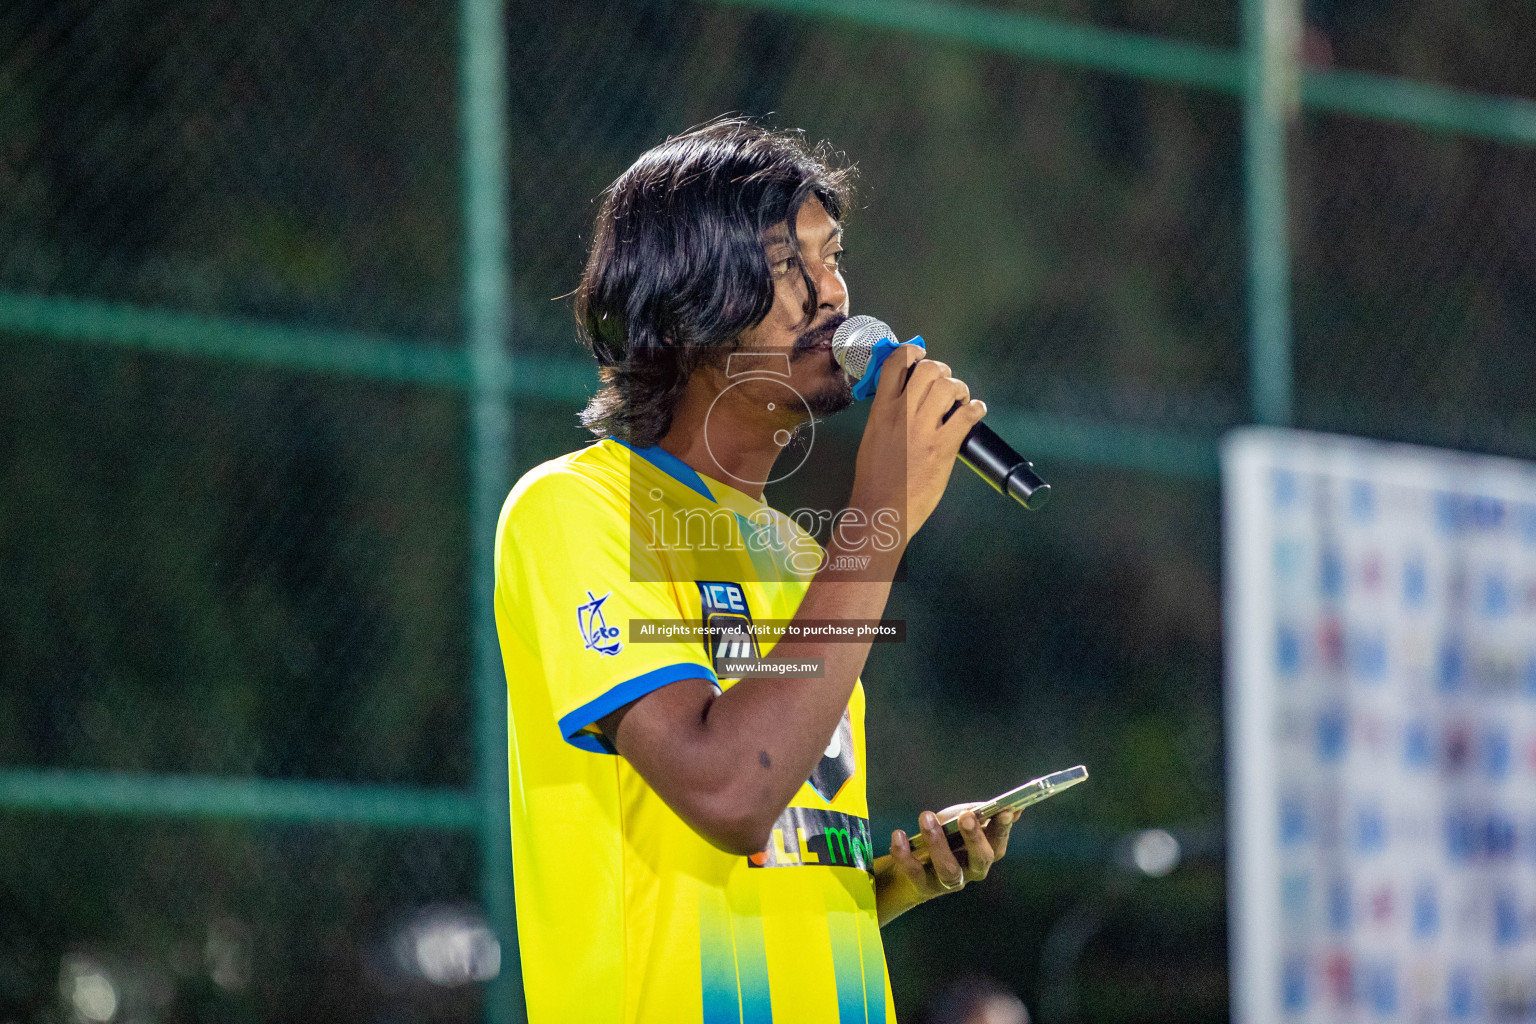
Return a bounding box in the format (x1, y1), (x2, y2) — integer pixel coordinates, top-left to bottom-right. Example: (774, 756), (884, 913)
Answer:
(4, 0), (1535, 1020)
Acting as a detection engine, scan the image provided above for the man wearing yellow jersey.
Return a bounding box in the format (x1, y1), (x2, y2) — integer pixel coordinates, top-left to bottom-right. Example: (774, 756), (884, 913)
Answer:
(493, 120), (1021, 1023)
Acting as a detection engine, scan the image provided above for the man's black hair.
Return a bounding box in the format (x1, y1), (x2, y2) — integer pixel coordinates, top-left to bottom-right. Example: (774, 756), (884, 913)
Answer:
(574, 118), (855, 447)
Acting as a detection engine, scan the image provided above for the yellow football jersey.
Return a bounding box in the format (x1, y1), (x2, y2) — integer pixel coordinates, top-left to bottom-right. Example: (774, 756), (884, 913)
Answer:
(493, 437), (895, 1024)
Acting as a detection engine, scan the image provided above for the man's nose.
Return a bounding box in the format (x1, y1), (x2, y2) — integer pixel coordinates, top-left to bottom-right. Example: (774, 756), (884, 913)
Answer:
(814, 259), (848, 313)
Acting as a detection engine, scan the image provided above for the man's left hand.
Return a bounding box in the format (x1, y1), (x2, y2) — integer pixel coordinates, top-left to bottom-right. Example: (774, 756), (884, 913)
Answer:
(873, 802), (1018, 926)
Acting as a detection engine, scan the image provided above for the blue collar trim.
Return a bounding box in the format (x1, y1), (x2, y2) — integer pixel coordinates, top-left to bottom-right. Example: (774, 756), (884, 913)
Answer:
(612, 439), (715, 504)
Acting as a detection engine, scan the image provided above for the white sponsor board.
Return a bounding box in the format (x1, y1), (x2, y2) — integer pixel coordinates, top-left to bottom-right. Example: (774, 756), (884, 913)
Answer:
(1224, 428), (1536, 1024)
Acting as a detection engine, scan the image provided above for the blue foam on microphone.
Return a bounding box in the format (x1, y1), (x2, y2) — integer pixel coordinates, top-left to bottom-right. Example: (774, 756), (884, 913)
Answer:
(851, 334), (925, 401)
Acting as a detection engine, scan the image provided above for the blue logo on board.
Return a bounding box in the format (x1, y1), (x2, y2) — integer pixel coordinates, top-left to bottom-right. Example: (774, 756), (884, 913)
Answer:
(577, 590), (623, 657)
(1281, 797), (1310, 846)
(1272, 469), (1299, 510)
(1349, 480), (1375, 521)
(1448, 968), (1475, 1020)
(1363, 961), (1397, 1015)
(1439, 641), (1465, 692)
(1481, 727), (1511, 779)
(1404, 720), (1433, 768)
(1282, 956), (1307, 1011)
(1319, 547), (1345, 597)
(1482, 572), (1512, 618)
(1276, 625), (1302, 677)
(1402, 558), (1427, 607)
(1355, 803), (1387, 854)
(1413, 883), (1439, 938)
(1328, 876), (1352, 932)
(1317, 709), (1347, 762)
(1495, 891), (1521, 946)
(1350, 629), (1387, 682)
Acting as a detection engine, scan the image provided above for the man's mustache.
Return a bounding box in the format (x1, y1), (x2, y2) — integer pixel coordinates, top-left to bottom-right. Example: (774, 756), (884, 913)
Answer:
(791, 314), (848, 355)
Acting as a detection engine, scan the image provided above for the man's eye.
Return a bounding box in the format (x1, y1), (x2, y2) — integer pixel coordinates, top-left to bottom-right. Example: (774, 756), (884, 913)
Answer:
(769, 257), (796, 277)
(827, 249), (847, 270)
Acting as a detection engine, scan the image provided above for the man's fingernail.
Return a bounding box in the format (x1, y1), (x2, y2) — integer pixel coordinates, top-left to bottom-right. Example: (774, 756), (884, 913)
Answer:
(922, 812), (938, 829)
(961, 813), (977, 830)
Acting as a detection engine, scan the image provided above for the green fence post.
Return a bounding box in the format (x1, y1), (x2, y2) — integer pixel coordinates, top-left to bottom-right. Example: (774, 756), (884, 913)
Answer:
(458, 0), (523, 1020)
(1242, 0), (1298, 426)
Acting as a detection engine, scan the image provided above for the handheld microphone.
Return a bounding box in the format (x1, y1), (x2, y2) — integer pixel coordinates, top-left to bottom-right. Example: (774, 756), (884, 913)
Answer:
(831, 315), (1051, 511)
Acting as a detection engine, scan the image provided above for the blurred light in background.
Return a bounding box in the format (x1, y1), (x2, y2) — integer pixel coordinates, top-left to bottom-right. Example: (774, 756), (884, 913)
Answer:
(1128, 828), (1181, 878)
(395, 904), (500, 986)
(926, 976), (1032, 1024)
(204, 917), (252, 993)
(59, 954), (117, 1024)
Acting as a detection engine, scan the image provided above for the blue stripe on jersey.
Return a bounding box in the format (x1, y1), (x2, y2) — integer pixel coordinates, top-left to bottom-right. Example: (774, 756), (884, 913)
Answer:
(700, 890), (741, 1024)
(827, 911), (869, 1023)
(613, 439), (716, 504)
(858, 908), (888, 1024)
(732, 912), (773, 1024)
(558, 661), (719, 753)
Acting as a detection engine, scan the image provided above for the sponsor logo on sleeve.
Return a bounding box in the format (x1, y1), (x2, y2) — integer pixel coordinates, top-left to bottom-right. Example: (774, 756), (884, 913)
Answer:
(577, 590), (623, 656)
(697, 581), (759, 673)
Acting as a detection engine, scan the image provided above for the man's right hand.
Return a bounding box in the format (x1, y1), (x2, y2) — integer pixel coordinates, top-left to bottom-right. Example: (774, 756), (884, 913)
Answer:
(848, 342), (986, 544)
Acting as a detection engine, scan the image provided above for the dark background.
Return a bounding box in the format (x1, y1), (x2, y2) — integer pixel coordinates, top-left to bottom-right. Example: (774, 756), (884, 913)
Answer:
(3, 0), (1535, 1020)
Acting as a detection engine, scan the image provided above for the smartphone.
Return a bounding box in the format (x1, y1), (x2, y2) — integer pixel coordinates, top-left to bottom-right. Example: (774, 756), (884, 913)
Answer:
(905, 765), (1089, 864)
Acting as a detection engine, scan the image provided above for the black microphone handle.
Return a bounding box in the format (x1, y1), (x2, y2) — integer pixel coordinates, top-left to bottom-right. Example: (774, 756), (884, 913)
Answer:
(958, 420), (1050, 511)
(897, 357), (1051, 511)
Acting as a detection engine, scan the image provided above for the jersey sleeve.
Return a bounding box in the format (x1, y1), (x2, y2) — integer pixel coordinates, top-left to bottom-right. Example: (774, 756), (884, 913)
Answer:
(495, 467), (717, 754)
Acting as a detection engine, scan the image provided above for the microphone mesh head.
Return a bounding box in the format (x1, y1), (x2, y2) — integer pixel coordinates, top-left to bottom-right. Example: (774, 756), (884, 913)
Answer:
(831, 315), (895, 382)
